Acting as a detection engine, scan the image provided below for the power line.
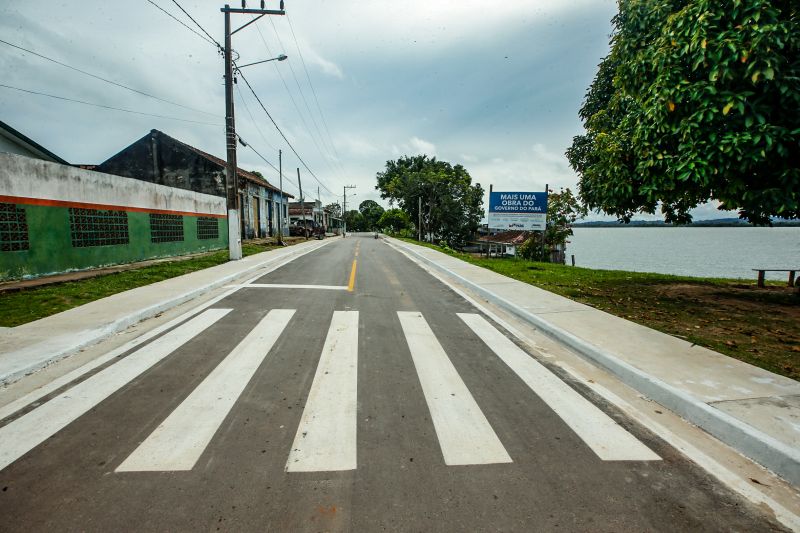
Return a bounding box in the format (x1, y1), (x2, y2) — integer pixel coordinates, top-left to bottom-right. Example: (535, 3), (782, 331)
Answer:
(238, 137), (300, 195)
(0, 83), (223, 126)
(270, 19), (344, 181)
(286, 15), (346, 177)
(168, 0), (223, 50)
(236, 69), (334, 196)
(145, 0), (219, 49)
(234, 83), (277, 153)
(252, 19), (341, 183)
(268, 17), (338, 176)
(0, 38), (220, 118)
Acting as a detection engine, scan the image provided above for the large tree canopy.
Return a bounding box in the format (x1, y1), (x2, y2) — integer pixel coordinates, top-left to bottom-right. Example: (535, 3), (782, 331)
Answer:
(567, 0), (799, 224)
(375, 155), (484, 246)
(358, 200), (385, 230)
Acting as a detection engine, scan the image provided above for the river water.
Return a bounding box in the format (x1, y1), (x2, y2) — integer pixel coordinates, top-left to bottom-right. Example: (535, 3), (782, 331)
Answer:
(565, 227), (800, 281)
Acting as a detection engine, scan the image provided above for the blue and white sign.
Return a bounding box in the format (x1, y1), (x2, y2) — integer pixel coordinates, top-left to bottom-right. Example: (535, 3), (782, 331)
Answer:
(487, 191), (548, 231)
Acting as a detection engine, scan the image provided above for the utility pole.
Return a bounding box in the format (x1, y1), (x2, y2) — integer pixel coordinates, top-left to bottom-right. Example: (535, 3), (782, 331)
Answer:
(418, 196), (422, 242)
(343, 184), (356, 237)
(221, 1), (286, 260)
(541, 182), (548, 260)
(277, 149), (284, 244)
(298, 168), (307, 240)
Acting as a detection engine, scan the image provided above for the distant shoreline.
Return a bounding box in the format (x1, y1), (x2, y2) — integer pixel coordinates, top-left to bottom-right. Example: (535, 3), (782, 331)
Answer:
(573, 219), (800, 228)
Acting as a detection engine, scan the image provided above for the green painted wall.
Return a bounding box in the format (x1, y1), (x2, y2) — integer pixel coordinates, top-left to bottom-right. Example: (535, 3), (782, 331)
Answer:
(0, 204), (228, 280)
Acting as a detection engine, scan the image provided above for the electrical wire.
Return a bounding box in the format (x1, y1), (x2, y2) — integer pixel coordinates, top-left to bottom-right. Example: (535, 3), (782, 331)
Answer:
(0, 83), (223, 126)
(267, 17), (337, 172)
(236, 70), (334, 196)
(234, 83), (277, 153)
(168, 0), (224, 51)
(286, 14), (345, 176)
(238, 138), (300, 195)
(268, 17), (345, 182)
(252, 20), (340, 183)
(0, 38), (220, 118)
(145, 0), (219, 49)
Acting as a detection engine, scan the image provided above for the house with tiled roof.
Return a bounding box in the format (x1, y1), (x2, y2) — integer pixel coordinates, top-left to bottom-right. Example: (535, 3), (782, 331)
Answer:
(95, 129), (292, 238)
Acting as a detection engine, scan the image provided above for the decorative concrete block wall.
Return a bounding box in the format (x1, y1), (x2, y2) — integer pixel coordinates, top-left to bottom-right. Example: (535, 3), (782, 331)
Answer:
(0, 153), (227, 280)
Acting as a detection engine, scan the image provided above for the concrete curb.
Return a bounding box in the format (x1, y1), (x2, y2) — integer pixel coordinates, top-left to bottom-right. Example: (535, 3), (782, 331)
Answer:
(388, 238), (800, 487)
(0, 239), (332, 386)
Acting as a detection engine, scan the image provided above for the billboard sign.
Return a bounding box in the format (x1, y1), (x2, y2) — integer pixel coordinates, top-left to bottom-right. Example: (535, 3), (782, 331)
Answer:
(487, 191), (547, 231)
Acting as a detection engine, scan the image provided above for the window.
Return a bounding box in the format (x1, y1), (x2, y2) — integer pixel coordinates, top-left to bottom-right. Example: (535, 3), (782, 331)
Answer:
(69, 207), (129, 247)
(149, 213), (184, 243)
(0, 203), (30, 252)
(197, 217), (219, 240)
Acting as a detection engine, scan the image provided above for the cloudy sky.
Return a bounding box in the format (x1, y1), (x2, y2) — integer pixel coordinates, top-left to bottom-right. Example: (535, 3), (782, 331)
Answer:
(0, 0), (724, 220)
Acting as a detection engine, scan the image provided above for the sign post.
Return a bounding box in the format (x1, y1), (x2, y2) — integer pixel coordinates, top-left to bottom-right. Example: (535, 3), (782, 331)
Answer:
(487, 191), (548, 231)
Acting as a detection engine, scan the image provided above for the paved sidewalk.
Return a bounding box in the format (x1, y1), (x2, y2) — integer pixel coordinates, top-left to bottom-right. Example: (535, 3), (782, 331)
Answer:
(388, 238), (800, 488)
(0, 239), (332, 386)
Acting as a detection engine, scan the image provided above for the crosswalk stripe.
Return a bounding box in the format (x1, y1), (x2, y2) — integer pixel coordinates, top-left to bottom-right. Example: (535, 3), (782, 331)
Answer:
(286, 310), (359, 472)
(457, 313), (661, 461)
(398, 311), (512, 466)
(117, 309), (295, 472)
(0, 308), (232, 473)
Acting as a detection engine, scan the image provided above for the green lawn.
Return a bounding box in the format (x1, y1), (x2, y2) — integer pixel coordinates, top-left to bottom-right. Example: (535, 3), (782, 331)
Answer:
(0, 240), (293, 327)
(397, 238), (800, 381)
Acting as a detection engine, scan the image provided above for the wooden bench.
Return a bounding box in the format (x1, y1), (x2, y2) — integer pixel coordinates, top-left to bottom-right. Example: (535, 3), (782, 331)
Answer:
(752, 269), (797, 288)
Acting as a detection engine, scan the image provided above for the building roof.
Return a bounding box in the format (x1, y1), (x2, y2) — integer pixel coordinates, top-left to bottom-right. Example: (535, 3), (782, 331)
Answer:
(0, 120), (69, 165)
(478, 230), (535, 244)
(161, 131), (292, 198)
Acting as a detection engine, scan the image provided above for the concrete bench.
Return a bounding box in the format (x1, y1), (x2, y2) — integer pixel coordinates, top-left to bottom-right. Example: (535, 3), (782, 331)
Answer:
(752, 268), (797, 288)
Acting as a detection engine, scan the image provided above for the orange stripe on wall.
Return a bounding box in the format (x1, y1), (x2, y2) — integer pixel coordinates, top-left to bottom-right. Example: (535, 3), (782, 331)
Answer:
(0, 195), (227, 218)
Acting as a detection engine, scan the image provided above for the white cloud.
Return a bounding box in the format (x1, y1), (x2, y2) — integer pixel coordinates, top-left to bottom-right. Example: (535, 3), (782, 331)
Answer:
(408, 136), (437, 156)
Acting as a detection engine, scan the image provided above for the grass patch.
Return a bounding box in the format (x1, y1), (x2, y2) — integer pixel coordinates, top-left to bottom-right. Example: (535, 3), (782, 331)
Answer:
(0, 239), (295, 327)
(397, 238), (800, 381)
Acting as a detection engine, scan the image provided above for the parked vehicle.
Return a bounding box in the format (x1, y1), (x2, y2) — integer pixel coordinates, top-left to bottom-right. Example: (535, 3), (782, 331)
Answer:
(289, 220), (325, 239)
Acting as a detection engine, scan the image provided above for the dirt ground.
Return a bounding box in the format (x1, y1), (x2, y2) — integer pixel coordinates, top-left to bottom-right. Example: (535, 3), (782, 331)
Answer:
(604, 283), (799, 380)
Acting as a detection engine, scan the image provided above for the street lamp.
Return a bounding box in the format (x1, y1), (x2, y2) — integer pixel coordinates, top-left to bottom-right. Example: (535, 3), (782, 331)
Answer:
(236, 54), (288, 69)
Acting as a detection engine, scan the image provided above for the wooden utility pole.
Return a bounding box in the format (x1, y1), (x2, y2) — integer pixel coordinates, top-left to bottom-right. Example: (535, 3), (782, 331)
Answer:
(277, 149), (284, 244)
(298, 168), (307, 240)
(223, 7), (241, 260)
(343, 185), (356, 237)
(418, 196), (422, 242)
(222, 1), (286, 259)
(541, 183), (548, 260)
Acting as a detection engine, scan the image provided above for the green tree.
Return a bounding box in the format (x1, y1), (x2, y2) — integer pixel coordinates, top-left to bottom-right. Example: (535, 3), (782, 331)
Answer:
(567, 0), (800, 224)
(344, 210), (366, 232)
(325, 202), (342, 219)
(375, 155), (484, 246)
(358, 200), (385, 230)
(518, 188), (586, 261)
(377, 208), (412, 233)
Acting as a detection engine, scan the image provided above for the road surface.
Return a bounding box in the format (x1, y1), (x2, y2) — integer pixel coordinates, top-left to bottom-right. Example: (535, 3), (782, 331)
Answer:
(0, 235), (780, 531)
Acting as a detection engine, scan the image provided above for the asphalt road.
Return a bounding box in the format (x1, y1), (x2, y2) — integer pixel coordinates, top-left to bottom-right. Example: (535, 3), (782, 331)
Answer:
(0, 235), (782, 532)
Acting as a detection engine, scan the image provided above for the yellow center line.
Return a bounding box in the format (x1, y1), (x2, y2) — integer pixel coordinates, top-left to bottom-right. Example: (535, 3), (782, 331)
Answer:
(347, 260), (357, 292)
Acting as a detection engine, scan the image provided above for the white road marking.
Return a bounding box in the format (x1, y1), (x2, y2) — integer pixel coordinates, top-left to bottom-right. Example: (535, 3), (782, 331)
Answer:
(0, 241), (333, 422)
(117, 309), (295, 472)
(458, 313), (660, 461)
(225, 284), (348, 290)
(0, 309), (232, 473)
(398, 311), (512, 466)
(286, 311), (358, 472)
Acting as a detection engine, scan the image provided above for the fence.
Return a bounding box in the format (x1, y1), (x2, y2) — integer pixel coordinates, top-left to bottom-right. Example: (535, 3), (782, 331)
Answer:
(0, 153), (227, 281)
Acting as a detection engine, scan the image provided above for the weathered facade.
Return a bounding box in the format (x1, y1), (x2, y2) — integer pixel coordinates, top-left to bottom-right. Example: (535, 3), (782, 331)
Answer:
(0, 153), (227, 280)
(96, 130), (291, 238)
(288, 200), (330, 230)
